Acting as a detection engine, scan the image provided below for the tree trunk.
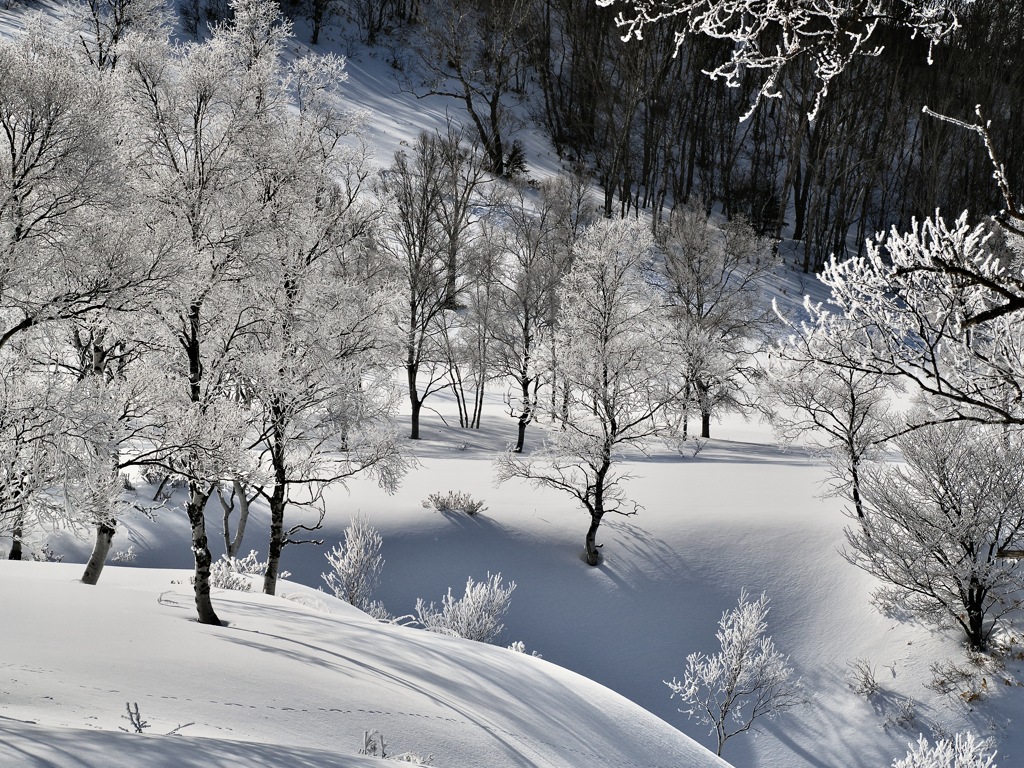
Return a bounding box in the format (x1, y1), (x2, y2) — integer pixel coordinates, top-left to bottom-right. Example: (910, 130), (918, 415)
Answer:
(410, 396), (422, 440)
(81, 522), (116, 585)
(849, 456), (869, 536)
(514, 377), (531, 452)
(701, 409), (711, 439)
(584, 513), (602, 566)
(515, 417), (528, 453)
(8, 515), (23, 560)
(263, 485), (286, 596)
(220, 479), (251, 558)
(186, 486), (221, 626)
(408, 364), (422, 440)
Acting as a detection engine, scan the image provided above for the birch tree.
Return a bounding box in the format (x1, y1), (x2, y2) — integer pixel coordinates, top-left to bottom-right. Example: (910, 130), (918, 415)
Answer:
(242, 67), (406, 595)
(651, 206), (776, 438)
(120, 0), (291, 624)
(496, 218), (680, 565)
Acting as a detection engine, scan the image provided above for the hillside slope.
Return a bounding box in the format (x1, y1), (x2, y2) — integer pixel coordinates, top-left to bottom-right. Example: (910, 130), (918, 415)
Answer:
(0, 561), (730, 767)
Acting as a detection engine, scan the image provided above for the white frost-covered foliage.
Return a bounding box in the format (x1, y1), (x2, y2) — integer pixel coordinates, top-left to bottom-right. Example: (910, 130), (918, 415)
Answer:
(665, 590), (802, 756)
(894, 733), (997, 768)
(845, 422), (1024, 651)
(321, 515), (389, 619)
(205, 551), (288, 592)
(816, 213), (1024, 427)
(414, 573), (516, 644)
(496, 218), (680, 564)
(596, 0), (958, 118)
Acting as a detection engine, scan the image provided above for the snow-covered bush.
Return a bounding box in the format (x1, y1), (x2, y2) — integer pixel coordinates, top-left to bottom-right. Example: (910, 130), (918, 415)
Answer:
(665, 590), (803, 757)
(203, 550), (288, 592)
(414, 573), (516, 644)
(322, 515), (389, 619)
(111, 546), (138, 564)
(884, 697), (917, 731)
(421, 491), (487, 516)
(359, 730), (433, 764)
(894, 733), (997, 768)
(507, 640), (542, 658)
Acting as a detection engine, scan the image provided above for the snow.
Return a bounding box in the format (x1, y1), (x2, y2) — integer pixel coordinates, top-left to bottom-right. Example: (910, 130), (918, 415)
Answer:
(0, 559), (728, 767)
(2, 4), (1024, 768)
(16, 393), (1023, 768)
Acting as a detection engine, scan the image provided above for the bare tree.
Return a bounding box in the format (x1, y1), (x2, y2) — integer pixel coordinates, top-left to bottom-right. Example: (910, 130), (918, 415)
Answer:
(488, 183), (566, 451)
(762, 312), (894, 528)
(411, 0), (533, 175)
(377, 129), (488, 439)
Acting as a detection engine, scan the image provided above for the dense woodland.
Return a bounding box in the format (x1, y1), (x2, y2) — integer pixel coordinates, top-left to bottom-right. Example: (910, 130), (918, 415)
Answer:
(310, 0), (1024, 272)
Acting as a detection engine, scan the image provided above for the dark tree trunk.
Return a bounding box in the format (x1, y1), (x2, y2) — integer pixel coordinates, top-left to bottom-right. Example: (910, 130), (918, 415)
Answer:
(701, 409), (711, 439)
(410, 396), (422, 440)
(514, 376), (532, 452)
(81, 522), (116, 585)
(263, 482), (287, 597)
(187, 486), (221, 626)
(8, 516), (23, 560)
(515, 417), (528, 453)
(849, 456), (869, 536)
(584, 514), (602, 566)
(407, 364), (422, 439)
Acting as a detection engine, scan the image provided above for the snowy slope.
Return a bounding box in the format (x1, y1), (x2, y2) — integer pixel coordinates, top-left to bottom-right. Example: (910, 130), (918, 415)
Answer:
(0, 560), (729, 767)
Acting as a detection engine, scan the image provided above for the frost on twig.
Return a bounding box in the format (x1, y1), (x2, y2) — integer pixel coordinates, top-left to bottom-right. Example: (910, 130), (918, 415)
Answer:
(597, 0), (958, 119)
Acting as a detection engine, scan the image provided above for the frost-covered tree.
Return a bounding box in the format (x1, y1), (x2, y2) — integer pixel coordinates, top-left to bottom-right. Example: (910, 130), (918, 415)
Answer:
(496, 218), (680, 565)
(651, 207), (776, 438)
(121, 0), (297, 624)
(812, 213), (1024, 429)
(895, 733), (997, 768)
(321, 515), (387, 618)
(0, 18), (160, 354)
(69, 0), (172, 70)
(0, 358), (64, 560)
(665, 590), (803, 757)
(845, 421), (1024, 651)
(488, 182), (571, 451)
(377, 131), (481, 440)
(238, 52), (405, 597)
(762, 311), (894, 527)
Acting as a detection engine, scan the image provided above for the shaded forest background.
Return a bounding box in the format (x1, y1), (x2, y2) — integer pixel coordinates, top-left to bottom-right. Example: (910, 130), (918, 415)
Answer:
(277, 0), (1022, 272)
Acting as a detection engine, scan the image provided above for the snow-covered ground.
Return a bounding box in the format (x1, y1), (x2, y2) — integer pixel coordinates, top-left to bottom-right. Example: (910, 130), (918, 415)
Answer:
(0, 556), (726, 767)
(18, 393), (1023, 768)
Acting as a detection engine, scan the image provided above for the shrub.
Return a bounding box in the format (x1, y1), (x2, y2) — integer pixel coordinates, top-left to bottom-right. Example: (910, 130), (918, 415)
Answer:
(202, 550), (288, 592)
(846, 657), (880, 697)
(322, 515), (388, 618)
(414, 572), (516, 644)
(894, 733), (997, 768)
(422, 491), (488, 516)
